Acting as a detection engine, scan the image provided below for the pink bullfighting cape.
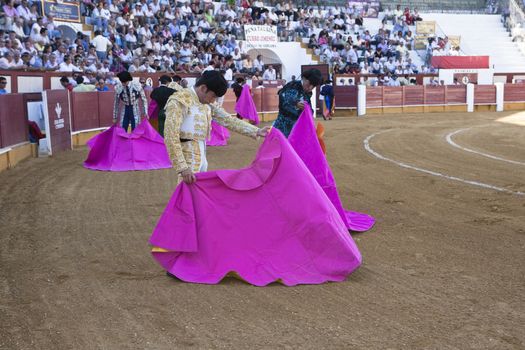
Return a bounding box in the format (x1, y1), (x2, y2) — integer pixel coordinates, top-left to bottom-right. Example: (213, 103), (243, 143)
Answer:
(288, 104), (375, 232)
(206, 120), (230, 147)
(84, 119), (172, 171)
(235, 84), (260, 125)
(149, 129), (362, 286)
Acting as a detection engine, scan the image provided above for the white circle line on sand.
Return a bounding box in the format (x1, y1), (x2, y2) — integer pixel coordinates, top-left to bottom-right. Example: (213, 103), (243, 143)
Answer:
(446, 128), (525, 166)
(363, 130), (525, 196)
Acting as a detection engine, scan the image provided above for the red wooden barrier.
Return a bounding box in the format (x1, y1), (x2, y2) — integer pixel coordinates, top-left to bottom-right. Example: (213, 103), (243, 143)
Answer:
(0, 94), (27, 148)
(262, 88), (279, 112)
(252, 88), (263, 114)
(383, 87), (403, 107)
(404, 86), (425, 105)
(71, 91), (100, 131)
(446, 85), (467, 104)
(366, 87), (383, 107)
(425, 86), (446, 105)
(474, 85), (496, 104)
(503, 84), (525, 102)
(98, 92), (116, 127)
(333, 85), (357, 108)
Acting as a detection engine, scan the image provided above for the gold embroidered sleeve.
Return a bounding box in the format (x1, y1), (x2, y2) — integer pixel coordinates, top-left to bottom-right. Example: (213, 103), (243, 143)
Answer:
(210, 104), (259, 138)
(164, 99), (189, 173)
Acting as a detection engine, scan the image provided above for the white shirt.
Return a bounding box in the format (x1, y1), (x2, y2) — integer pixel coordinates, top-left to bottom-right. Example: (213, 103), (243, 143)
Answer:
(196, 31), (207, 42)
(0, 57), (14, 69)
(59, 62), (79, 72)
(262, 69), (276, 80)
(91, 35), (111, 52)
(30, 23), (41, 40)
(132, 7), (144, 17)
(253, 59), (264, 71)
(224, 68), (233, 81)
(125, 33), (137, 44)
(117, 17), (129, 27)
(45, 60), (59, 70)
(16, 5), (32, 21)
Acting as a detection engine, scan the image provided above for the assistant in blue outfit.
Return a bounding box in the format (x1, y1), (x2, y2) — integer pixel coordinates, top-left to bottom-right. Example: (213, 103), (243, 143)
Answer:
(272, 69), (323, 138)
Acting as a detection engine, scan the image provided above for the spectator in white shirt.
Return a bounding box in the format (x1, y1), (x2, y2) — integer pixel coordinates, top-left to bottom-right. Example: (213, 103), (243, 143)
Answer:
(58, 55), (79, 72)
(253, 54), (264, 72)
(125, 28), (138, 50)
(92, 2), (110, 32)
(30, 17), (44, 41)
(180, 3), (192, 16)
(46, 15), (61, 40)
(109, 1), (120, 15)
(119, 47), (133, 64)
(195, 27), (207, 42)
(31, 29), (49, 52)
(117, 13), (130, 27)
(150, 0), (161, 14)
(0, 51), (15, 69)
(346, 46), (358, 64)
(232, 47), (242, 71)
(128, 58), (143, 73)
(0, 39), (9, 56)
(132, 4), (145, 18)
(223, 65), (233, 83)
(99, 60), (111, 74)
(162, 40), (176, 54)
(144, 4), (156, 25)
(16, 0), (32, 26)
(91, 30), (112, 61)
(44, 53), (59, 70)
(12, 18), (26, 40)
(262, 65), (277, 80)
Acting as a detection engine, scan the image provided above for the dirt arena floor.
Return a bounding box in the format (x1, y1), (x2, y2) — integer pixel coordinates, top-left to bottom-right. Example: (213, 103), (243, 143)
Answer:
(1, 110), (524, 349)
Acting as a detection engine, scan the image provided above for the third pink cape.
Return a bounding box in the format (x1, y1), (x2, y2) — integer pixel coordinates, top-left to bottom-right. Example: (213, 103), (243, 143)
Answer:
(235, 84), (260, 125)
(288, 104), (375, 232)
(150, 129), (362, 286)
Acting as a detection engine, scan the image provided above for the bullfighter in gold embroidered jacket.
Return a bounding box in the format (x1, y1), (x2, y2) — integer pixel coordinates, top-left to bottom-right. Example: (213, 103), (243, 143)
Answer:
(164, 70), (269, 184)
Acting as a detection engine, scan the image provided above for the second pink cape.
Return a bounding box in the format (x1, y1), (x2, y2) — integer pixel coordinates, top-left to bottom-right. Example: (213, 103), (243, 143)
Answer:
(84, 119), (172, 171)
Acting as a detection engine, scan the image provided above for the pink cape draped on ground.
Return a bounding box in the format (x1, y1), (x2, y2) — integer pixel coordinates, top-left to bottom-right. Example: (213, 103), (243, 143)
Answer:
(84, 119), (172, 171)
(206, 120), (230, 146)
(288, 104), (375, 232)
(235, 84), (260, 125)
(149, 130), (362, 286)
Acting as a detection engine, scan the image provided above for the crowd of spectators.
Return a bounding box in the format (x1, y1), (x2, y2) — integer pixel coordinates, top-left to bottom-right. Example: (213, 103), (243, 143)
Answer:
(0, 0), (452, 90)
(0, 0), (295, 87)
(290, 4), (439, 85)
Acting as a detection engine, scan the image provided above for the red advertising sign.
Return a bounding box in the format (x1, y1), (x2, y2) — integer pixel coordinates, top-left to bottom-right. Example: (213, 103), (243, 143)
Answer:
(42, 90), (72, 155)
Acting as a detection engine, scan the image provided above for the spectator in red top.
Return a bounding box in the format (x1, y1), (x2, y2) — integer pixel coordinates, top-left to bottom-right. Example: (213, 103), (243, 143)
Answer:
(404, 7), (413, 25)
(60, 76), (74, 91)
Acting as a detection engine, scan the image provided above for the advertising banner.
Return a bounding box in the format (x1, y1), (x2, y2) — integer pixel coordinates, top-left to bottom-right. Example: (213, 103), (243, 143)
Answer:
(41, 0), (80, 23)
(244, 25), (278, 49)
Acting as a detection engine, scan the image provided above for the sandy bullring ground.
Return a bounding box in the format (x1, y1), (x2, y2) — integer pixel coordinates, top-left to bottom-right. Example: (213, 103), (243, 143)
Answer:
(1, 111), (524, 349)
